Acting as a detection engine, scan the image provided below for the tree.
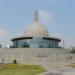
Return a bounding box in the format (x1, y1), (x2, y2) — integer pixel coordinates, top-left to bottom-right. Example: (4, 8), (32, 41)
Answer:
(0, 44), (2, 48)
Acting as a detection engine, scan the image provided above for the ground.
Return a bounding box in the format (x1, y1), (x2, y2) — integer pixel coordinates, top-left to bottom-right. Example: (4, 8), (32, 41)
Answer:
(0, 64), (45, 75)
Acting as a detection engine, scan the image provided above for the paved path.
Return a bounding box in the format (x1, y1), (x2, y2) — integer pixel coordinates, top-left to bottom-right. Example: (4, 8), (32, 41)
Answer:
(38, 64), (75, 75)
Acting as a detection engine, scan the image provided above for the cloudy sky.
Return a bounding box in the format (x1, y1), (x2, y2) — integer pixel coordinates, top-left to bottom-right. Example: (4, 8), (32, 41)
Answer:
(0, 0), (74, 48)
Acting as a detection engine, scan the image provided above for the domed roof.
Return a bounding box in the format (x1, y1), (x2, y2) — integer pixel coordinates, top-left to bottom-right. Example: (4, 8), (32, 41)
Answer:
(24, 10), (49, 37)
(24, 21), (49, 37)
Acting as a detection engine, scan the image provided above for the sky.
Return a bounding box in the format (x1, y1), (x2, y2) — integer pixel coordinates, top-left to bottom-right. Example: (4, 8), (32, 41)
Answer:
(0, 0), (75, 48)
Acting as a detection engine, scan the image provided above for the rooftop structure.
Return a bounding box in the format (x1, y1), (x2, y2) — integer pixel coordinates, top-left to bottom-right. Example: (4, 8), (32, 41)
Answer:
(11, 11), (61, 48)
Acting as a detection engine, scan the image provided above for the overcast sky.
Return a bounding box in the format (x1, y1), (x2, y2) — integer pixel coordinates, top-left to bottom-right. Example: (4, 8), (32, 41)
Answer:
(0, 0), (75, 48)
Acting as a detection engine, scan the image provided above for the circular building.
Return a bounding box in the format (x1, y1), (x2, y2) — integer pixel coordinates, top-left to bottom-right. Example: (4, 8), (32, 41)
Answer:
(11, 11), (61, 48)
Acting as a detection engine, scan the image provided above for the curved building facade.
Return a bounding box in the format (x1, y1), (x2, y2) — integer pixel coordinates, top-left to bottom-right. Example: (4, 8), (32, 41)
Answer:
(11, 37), (61, 48)
(11, 11), (61, 48)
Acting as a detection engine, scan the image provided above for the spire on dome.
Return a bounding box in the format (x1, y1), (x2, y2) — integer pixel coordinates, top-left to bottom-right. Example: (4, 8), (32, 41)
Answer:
(34, 10), (39, 22)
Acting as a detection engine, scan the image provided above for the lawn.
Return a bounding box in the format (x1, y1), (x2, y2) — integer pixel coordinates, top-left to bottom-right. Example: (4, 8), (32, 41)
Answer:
(0, 64), (45, 75)
(66, 63), (75, 68)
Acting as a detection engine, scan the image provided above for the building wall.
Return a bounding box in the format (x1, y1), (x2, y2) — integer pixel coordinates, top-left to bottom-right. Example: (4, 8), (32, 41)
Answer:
(0, 48), (74, 66)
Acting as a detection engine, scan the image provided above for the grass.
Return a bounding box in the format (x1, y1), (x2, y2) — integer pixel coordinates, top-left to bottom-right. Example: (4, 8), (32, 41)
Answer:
(66, 63), (75, 68)
(0, 64), (45, 75)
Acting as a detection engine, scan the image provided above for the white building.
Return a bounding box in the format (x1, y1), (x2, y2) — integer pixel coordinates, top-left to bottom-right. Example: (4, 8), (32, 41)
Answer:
(0, 11), (74, 69)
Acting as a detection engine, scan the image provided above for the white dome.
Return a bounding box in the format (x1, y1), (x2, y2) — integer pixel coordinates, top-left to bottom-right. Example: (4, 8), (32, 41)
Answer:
(24, 21), (49, 37)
